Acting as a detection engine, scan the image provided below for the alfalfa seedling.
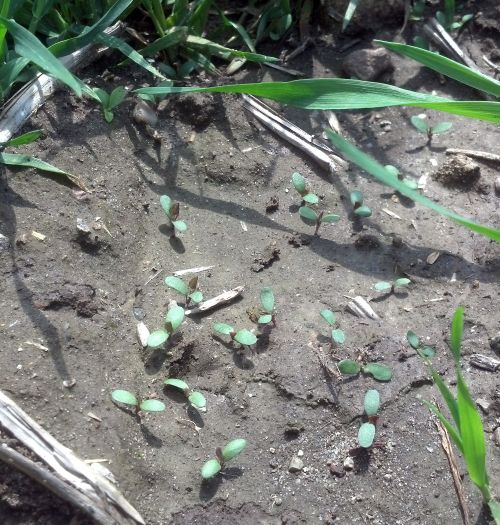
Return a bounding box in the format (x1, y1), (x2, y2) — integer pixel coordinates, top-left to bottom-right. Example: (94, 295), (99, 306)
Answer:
(147, 304), (185, 348)
(164, 378), (206, 410)
(165, 275), (203, 305)
(406, 330), (436, 358)
(410, 114), (453, 145)
(111, 389), (165, 415)
(292, 172), (318, 204)
(320, 309), (345, 346)
(160, 194), (187, 237)
(299, 206), (340, 236)
(257, 287), (276, 327)
(374, 277), (411, 295)
(337, 359), (392, 382)
(201, 438), (247, 479)
(213, 323), (257, 349)
(350, 191), (372, 217)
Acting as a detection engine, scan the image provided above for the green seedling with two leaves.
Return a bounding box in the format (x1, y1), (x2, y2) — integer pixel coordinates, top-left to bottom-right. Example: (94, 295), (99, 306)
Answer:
(417, 307), (500, 524)
(406, 330), (436, 358)
(165, 275), (203, 305)
(111, 389), (165, 415)
(213, 323), (257, 349)
(164, 378), (206, 410)
(374, 277), (411, 294)
(299, 206), (340, 236)
(350, 190), (372, 217)
(338, 359), (392, 382)
(385, 165), (418, 190)
(201, 438), (247, 480)
(258, 287), (276, 326)
(320, 309), (345, 346)
(410, 115), (453, 144)
(92, 86), (127, 123)
(147, 304), (185, 348)
(292, 172), (319, 204)
(358, 389), (380, 449)
(160, 195), (187, 237)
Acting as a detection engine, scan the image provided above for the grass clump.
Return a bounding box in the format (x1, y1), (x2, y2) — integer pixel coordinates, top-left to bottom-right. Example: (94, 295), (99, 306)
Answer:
(320, 309), (345, 346)
(164, 378), (206, 410)
(201, 438), (247, 480)
(147, 304), (185, 348)
(111, 389), (165, 415)
(165, 275), (203, 305)
(160, 195), (187, 237)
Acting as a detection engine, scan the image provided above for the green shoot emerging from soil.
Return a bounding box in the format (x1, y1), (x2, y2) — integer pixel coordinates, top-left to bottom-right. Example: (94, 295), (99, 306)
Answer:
(417, 307), (500, 524)
(436, 0), (473, 32)
(160, 195), (187, 237)
(92, 86), (127, 123)
(385, 165), (418, 190)
(147, 304), (185, 348)
(201, 438), (247, 480)
(410, 115), (453, 144)
(338, 359), (392, 382)
(111, 389), (165, 415)
(164, 378), (206, 410)
(350, 190), (372, 218)
(258, 287), (276, 326)
(320, 309), (345, 346)
(299, 207), (340, 236)
(358, 389), (381, 449)
(165, 275), (203, 305)
(292, 172), (318, 204)
(374, 277), (411, 295)
(213, 323), (257, 349)
(406, 330), (436, 358)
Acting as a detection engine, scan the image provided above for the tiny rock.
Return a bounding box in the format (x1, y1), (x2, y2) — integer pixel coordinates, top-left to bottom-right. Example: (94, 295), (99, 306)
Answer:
(133, 100), (158, 127)
(329, 464), (345, 478)
(342, 47), (393, 81)
(494, 427), (500, 447)
(343, 456), (354, 471)
(490, 335), (500, 356)
(495, 177), (500, 197)
(288, 456), (304, 473)
(476, 398), (491, 414)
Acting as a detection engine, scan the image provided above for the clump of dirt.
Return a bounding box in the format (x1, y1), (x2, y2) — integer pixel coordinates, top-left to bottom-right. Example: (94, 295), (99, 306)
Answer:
(250, 241), (280, 272)
(432, 154), (481, 189)
(170, 92), (219, 130)
(33, 282), (98, 317)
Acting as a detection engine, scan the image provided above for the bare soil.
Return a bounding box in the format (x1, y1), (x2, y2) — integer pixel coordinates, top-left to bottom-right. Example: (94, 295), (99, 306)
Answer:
(1, 5), (499, 525)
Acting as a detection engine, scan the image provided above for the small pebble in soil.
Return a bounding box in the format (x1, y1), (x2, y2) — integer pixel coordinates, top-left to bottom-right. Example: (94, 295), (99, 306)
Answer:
(494, 427), (500, 447)
(329, 464), (345, 478)
(343, 457), (354, 471)
(490, 335), (500, 355)
(288, 456), (304, 473)
(494, 177), (500, 196)
(476, 398), (491, 414)
(342, 47), (393, 81)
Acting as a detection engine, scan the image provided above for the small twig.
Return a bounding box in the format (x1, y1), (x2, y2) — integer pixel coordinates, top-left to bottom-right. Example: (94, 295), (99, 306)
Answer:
(185, 286), (244, 315)
(446, 148), (500, 164)
(434, 415), (470, 525)
(144, 269), (163, 286)
(173, 265), (214, 277)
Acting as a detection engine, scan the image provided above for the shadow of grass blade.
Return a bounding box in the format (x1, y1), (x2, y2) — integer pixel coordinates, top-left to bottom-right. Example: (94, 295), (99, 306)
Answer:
(134, 79), (500, 123)
(0, 17), (81, 96)
(376, 40), (500, 98)
(325, 130), (500, 242)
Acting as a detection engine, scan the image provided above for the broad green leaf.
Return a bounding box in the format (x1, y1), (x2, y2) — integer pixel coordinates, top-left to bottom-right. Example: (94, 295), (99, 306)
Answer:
(457, 374), (487, 489)
(173, 220), (187, 233)
(93, 87), (109, 105)
(135, 78), (500, 123)
(234, 329), (257, 346)
(358, 422), (376, 448)
(299, 206), (318, 222)
(377, 40), (500, 98)
(201, 458), (221, 479)
(213, 322), (234, 335)
(303, 193), (319, 204)
(320, 309), (335, 326)
(160, 195), (172, 215)
(375, 281), (392, 292)
(292, 171), (306, 193)
(139, 399), (165, 412)
(350, 190), (363, 205)
(364, 389), (380, 416)
(147, 329), (169, 348)
(164, 378), (189, 391)
(222, 438), (247, 460)
(342, 0), (361, 31)
(450, 306), (464, 365)
(354, 205), (372, 217)
(103, 109), (114, 123)
(258, 314), (273, 324)
(321, 213), (341, 223)
(4, 129), (42, 147)
(331, 329), (345, 345)
(394, 277), (411, 288)
(165, 275), (190, 296)
(109, 86), (127, 109)
(219, 11), (256, 54)
(165, 305), (185, 331)
(431, 122), (453, 135)
(189, 290), (203, 303)
(420, 346), (436, 358)
(337, 359), (361, 375)
(411, 115), (428, 133)
(0, 57), (30, 96)
(111, 389), (137, 406)
(325, 131), (500, 242)
(188, 391), (206, 409)
(363, 363), (392, 381)
(406, 330), (420, 350)
(260, 287), (275, 312)
(422, 400), (463, 453)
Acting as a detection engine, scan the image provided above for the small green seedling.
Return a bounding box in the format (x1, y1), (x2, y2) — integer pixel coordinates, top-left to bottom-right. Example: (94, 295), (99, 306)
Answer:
(201, 438), (247, 480)
(165, 275), (203, 305)
(292, 172), (319, 204)
(436, 1), (473, 32)
(374, 277), (411, 294)
(350, 190), (372, 217)
(385, 165), (418, 190)
(111, 389), (165, 415)
(410, 0), (425, 20)
(258, 287), (276, 326)
(160, 195), (187, 236)
(93, 86), (127, 123)
(337, 359), (392, 382)
(213, 323), (257, 348)
(147, 304), (185, 348)
(164, 378), (206, 410)
(320, 309), (345, 346)
(410, 115), (453, 144)
(406, 330), (436, 358)
(299, 206), (340, 236)
(358, 389), (380, 449)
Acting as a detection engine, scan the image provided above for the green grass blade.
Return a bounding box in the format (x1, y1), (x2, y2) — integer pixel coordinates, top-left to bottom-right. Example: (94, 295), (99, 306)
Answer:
(134, 78), (500, 123)
(0, 17), (81, 96)
(457, 373), (487, 490)
(325, 131), (500, 242)
(1, 152), (68, 175)
(0, 57), (30, 96)
(422, 400), (463, 453)
(219, 11), (256, 53)
(430, 366), (460, 430)
(488, 501), (500, 525)
(4, 129), (43, 147)
(189, 0), (212, 36)
(377, 40), (500, 98)
(139, 26), (188, 58)
(450, 306), (464, 365)
(342, 0), (361, 31)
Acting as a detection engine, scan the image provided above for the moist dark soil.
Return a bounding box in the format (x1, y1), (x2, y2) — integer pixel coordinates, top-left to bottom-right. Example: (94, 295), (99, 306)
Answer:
(1, 4), (499, 525)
